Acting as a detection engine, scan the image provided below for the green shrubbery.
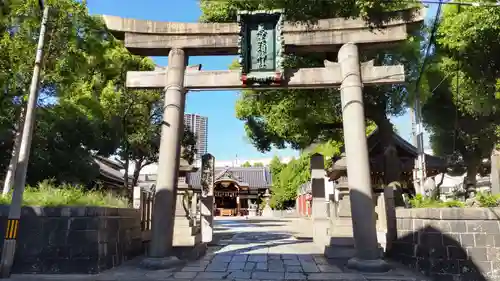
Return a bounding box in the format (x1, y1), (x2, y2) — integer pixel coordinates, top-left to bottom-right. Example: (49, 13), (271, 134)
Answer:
(409, 193), (500, 208)
(0, 180), (129, 208)
(409, 194), (465, 208)
(475, 192), (500, 207)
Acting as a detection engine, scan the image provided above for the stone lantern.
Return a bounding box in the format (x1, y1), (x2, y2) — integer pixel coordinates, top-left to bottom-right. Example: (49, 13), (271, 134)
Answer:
(261, 189), (273, 217)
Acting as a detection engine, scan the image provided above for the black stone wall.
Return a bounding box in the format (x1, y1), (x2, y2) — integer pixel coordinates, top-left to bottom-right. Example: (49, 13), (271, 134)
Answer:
(0, 206), (143, 274)
(390, 208), (500, 281)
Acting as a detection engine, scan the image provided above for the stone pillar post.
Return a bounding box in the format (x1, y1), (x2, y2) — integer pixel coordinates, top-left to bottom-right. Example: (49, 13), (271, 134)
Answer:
(146, 49), (187, 262)
(338, 43), (389, 272)
(310, 153), (329, 247)
(491, 149), (500, 195)
(133, 186), (141, 209)
(191, 192), (198, 227)
(236, 195), (240, 216)
(201, 154), (215, 243)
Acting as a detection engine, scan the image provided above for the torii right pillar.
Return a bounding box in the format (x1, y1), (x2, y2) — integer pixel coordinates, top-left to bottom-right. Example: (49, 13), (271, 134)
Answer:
(338, 43), (390, 272)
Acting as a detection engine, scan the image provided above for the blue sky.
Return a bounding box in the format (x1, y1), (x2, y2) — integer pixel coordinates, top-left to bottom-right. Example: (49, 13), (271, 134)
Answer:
(86, 0), (433, 161)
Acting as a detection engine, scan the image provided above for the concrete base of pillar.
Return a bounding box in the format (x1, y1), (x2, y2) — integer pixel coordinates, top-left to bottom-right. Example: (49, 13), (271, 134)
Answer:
(173, 217), (201, 247)
(312, 217), (330, 247)
(140, 256), (185, 270)
(324, 245), (356, 259)
(201, 219), (213, 243)
(172, 243), (208, 261)
(347, 257), (391, 273)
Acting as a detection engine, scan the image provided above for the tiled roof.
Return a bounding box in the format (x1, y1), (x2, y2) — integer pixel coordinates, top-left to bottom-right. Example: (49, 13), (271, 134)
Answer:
(330, 128), (447, 173)
(188, 166), (272, 189)
(93, 157), (132, 186)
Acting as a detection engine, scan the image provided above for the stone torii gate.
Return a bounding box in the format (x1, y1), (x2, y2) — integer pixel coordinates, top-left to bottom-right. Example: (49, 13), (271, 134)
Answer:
(102, 8), (424, 270)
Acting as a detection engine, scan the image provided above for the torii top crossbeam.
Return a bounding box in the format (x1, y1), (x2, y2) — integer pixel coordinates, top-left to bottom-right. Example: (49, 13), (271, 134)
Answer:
(101, 8), (425, 57)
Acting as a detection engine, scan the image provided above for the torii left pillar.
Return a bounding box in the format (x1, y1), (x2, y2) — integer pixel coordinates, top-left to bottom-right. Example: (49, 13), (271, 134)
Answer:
(141, 48), (187, 269)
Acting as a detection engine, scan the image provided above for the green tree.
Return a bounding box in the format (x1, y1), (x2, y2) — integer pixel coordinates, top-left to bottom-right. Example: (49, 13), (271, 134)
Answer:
(200, 0), (414, 24)
(422, 64), (496, 184)
(270, 155), (310, 209)
(1, 0), (195, 192)
(420, 3), (500, 189)
(1, 0), (123, 186)
(253, 162), (264, 167)
(436, 3), (500, 117)
(201, 0), (423, 193)
(268, 123), (377, 208)
(241, 161), (252, 167)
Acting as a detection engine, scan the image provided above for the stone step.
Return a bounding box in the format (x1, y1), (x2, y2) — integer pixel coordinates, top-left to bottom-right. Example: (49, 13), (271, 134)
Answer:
(329, 236), (355, 247)
(174, 218), (193, 227)
(331, 218), (353, 227)
(330, 226), (354, 235)
(324, 245), (356, 259)
(325, 241), (386, 259)
(173, 233), (201, 247)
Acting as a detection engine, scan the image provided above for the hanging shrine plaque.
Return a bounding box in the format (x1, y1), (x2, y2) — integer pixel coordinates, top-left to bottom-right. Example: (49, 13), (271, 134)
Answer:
(237, 10), (285, 86)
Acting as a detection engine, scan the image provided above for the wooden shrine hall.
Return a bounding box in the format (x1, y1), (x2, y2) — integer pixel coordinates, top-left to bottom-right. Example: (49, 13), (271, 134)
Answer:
(189, 166), (272, 216)
(326, 128), (447, 191)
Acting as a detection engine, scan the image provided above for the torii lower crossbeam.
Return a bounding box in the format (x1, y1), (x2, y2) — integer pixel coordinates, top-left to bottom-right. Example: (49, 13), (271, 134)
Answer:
(127, 61), (405, 90)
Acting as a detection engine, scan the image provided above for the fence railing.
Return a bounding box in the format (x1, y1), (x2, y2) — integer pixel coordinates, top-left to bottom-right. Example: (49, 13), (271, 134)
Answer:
(133, 185), (155, 241)
(133, 185), (204, 241)
(140, 190), (154, 231)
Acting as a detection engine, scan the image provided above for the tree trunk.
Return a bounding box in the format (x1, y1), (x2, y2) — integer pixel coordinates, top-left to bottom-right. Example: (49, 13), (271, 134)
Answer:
(132, 159), (143, 187)
(377, 117), (405, 206)
(2, 103), (26, 196)
(123, 143), (131, 203)
(431, 173), (445, 200)
(464, 155), (480, 197)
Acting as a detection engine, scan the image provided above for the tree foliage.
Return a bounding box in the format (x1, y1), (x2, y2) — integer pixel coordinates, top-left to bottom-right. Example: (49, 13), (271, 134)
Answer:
(421, 3), (500, 185)
(267, 121), (378, 209)
(0, 0), (196, 189)
(1, 0), (121, 185)
(200, 0), (415, 24)
(240, 161), (265, 167)
(435, 3), (500, 116)
(201, 0), (423, 191)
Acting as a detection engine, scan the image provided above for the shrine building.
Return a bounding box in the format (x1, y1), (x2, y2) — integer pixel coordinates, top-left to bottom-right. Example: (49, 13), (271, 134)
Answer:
(327, 128), (447, 190)
(189, 166), (272, 216)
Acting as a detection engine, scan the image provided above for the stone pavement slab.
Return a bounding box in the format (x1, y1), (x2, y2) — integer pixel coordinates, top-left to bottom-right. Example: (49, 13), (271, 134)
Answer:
(7, 217), (431, 281)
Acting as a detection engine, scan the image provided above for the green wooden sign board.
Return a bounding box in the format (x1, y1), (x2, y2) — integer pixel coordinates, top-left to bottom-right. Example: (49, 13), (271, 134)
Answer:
(237, 10), (285, 86)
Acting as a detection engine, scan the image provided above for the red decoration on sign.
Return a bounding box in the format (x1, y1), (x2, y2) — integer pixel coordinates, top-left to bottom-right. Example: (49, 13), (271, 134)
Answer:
(241, 74), (248, 86)
(274, 72), (282, 84)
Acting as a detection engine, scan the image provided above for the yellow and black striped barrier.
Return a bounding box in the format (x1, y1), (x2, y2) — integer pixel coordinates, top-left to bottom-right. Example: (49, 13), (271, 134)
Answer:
(4, 219), (19, 240)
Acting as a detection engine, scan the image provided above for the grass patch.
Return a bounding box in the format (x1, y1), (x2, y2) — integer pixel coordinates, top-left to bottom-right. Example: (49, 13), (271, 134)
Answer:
(409, 193), (500, 208)
(0, 180), (129, 208)
(409, 194), (466, 208)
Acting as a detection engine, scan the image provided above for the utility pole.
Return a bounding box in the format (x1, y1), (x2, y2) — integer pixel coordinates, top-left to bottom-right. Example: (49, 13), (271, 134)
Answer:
(2, 106), (26, 196)
(412, 0), (444, 196)
(413, 95), (426, 196)
(410, 105), (424, 195)
(0, 3), (49, 278)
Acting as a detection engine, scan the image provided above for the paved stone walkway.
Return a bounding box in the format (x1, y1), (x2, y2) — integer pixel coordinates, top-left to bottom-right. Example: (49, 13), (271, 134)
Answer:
(10, 217), (430, 281)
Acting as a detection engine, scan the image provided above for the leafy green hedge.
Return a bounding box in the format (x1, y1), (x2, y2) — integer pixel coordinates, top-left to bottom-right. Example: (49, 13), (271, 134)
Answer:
(409, 192), (500, 208)
(0, 180), (129, 208)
